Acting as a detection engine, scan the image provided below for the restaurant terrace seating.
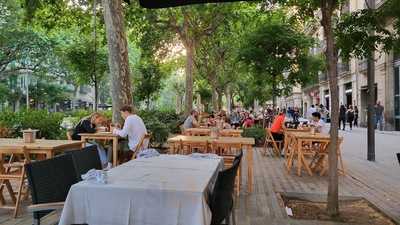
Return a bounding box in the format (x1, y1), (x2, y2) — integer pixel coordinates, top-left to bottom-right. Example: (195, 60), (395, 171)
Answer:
(25, 154), (79, 225)
(0, 146), (30, 218)
(209, 153), (242, 225)
(65, 145), (102, 179)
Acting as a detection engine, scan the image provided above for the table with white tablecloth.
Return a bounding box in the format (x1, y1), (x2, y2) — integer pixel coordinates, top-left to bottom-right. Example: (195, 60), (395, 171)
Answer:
(59, 155), (223, 225)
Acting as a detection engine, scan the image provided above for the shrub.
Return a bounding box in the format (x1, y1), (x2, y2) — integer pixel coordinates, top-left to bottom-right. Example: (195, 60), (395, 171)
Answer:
(242, 126), (266, 146)
(0, 110), (66, 139)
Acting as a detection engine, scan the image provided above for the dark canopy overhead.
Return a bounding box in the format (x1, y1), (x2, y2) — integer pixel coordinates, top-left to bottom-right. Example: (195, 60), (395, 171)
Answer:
(138, 0), (249, 8)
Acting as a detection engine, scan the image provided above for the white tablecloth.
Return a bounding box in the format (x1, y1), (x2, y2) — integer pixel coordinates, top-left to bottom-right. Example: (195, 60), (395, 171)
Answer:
(59, 155), (223, 225)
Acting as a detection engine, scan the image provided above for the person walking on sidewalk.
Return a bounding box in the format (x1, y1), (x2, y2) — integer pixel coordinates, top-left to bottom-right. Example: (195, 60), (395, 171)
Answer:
(339, 104), (347, 130)
(347, 105), (355, 131)
(354, 106), (359, 127)
(375, 101), (384, 131)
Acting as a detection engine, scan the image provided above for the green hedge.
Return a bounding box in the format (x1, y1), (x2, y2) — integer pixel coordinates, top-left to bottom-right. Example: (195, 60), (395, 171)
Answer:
(0, 109), (180, 146)
(242, 126), (266, 146)
(0, 110), (66, 139)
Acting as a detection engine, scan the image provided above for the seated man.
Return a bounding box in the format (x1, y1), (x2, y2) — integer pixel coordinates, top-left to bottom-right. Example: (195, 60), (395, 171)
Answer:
(112, 105), (148, 154)
(182, 110), (199, 130)
(310, 112), (329, 134)
(71, 113), (109, 166)
(270, 109), (286, 141)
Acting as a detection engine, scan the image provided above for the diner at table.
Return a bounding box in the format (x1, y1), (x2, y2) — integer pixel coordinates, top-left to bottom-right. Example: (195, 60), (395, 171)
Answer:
(71, 112), (110, 166)
(182, 109), (200, 130)
(111, 105), (149, 160)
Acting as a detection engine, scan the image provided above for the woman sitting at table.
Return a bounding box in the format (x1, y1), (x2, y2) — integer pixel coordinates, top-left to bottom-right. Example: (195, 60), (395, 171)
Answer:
(71, 112), (110, 167)
(270, 109), (286, 141)
(112, 105), (148, 158)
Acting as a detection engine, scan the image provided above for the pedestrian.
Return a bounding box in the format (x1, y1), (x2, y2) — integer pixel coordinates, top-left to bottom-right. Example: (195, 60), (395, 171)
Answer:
(354, 106), (359, 127)
(339, 104), (347, 130)
(375, 101), (384, 131)
(347, 105), (355, 131)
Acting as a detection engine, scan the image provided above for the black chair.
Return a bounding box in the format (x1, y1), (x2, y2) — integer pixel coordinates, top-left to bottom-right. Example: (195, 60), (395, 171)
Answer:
(25, 154), (79, 225)
(397, 153), (400, 165)
(65, 145), (102, 180)
(209, 155), (242, 225)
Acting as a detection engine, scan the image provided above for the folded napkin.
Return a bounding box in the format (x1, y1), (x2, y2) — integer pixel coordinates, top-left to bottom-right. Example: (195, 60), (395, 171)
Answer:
(81, 169), (108, 184)
(189, 153), (221, 160)
(137, 148), (160, 159)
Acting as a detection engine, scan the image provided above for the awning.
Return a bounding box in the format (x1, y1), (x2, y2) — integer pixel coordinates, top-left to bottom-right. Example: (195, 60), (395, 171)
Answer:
(138, 0), (251, 8)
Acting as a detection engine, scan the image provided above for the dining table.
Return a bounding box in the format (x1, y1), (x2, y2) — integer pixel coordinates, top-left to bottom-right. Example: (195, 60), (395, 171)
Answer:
(79, 132), (121, 166)
(59, 154), (223, 225)
(167, 135), (255, 193)
(184, 128), (243, 137)
(285, 132), (344, 176)
(0, 138), (83, 159)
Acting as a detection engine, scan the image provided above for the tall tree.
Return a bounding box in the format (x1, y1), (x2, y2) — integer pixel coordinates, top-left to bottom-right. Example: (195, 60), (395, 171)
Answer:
(239, 11), (321, 107)
(127, 3), (232, 114)
(102, 0), (133, 123)
(276, 0), (344, 216)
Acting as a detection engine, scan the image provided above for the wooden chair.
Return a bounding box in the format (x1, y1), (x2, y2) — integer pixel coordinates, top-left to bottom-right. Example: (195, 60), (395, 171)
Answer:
(211, 141), (242, 196)
(310, 139), (345, 176)
(0, 146), (31, 218)
(263, 128), (282, 157)
(131, 133), (152, 160)
(184, 141), (209, 154)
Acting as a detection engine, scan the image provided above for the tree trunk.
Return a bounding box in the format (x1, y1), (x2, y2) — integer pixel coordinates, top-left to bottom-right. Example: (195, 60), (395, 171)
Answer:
(272, 75), (277, 108)
(184, 42), (195, 115)
(367, 0), (376, 161)
(210, 73), (218, 112)
(321, 0), (340, 217)
(217, 90), (223, 111)
(102, 0), (133, 123)
(94, 78), (99, 111)
(225, 87), (231, 115)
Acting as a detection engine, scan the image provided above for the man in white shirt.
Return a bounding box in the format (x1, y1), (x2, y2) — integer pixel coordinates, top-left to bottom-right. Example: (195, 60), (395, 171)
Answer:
(311, 112), (330, 134)
(112, 105), (148, 152)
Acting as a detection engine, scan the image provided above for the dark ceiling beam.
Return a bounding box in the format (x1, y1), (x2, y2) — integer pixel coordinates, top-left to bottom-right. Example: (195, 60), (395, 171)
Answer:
(138, 0), (254, 9)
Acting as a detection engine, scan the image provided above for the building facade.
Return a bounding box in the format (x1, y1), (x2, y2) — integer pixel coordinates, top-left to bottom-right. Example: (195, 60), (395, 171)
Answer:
(277, 0), (400, 130)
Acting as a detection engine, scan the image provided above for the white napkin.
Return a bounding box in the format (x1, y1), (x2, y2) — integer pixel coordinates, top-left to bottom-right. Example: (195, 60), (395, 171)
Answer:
(81, 169), (108, 184)
(137, 148), (160, 159)
(189, 153), (221, 160)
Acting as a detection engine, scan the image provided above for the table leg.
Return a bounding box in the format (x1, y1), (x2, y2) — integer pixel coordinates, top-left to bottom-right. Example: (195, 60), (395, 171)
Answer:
(81, 137), (87, 148)
(246, 145), (253, 193)
(45, 152), (54, 160)
(297, 140), (302, 176)
(112, 137), (118, 167)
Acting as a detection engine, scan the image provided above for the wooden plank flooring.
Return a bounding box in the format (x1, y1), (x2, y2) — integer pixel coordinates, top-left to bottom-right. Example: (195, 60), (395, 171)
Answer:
(0, 147), (399, 225)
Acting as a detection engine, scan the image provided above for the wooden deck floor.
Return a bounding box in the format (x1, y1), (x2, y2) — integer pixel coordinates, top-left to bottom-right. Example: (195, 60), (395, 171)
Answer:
(1, 147), (399, 225)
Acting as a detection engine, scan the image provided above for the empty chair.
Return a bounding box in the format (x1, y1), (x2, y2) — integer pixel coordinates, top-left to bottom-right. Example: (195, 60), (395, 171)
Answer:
(0, 146), (30, 218)
(209, 155), (241, 225)
(25, 154), (79, 225)
(264, 128), (282, 157)
(65, 145), (102, 179)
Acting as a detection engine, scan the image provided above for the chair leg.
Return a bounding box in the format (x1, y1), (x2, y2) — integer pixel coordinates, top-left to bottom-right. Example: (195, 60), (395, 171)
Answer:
(13, 169), (26, 218)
